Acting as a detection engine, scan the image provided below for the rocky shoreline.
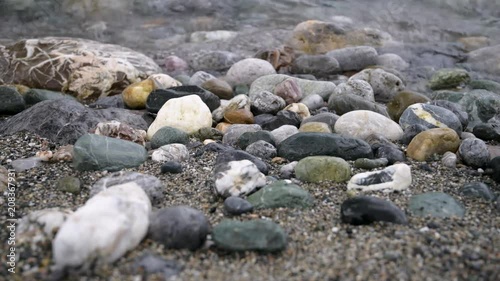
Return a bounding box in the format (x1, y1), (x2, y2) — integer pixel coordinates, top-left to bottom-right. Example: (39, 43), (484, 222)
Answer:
(0, 10), (500, 281)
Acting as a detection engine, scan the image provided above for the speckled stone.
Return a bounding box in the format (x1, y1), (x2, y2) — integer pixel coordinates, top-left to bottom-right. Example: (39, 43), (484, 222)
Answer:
(247, 180), (314, 209)
(409, 192), (465, 218)
(428, 68), (470, 90)
(460, 182), (495, 201)
(295, 156), (351, 183)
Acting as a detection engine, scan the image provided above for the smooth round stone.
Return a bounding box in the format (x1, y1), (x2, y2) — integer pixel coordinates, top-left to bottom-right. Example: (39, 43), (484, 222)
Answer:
(442, 151), (458, 168)
(90, 171), (164, 205)
(247, 180), (314, 209)
(160, 161), (183, 174)
(490, 157), (500, 183)
(150, 126), (189, 149)
(212, 219), (286, 252)
(399, 103), (463, 133)
(458, 138), (490, 168)
(301, 112), (339, 131)
(341, 196), (408, 225)
(300, 94), (325, 111)
(401, 124), (428, 145)
(290, 54), (340, 76)
(56, 176), (81, 194)
(216, 122), (232, 134)
(326, 46), (378, 72)
(278, 132), (373, 161)
(328, 93), (389, 117)
(192, 127), (223, 142)
(73, 134), (147, 171)
(354, 158), (389, 169)
(147, 95), (212, 138)
(406, 128), (460, 161)
(223, 108), (254, 124)
(148, 206), (210, 250)
(188, 71), (216, 86)
(274, 78), (303, 104)
(349, 68), (404, 103)
(429, 100), (468, 129)
(223, 196), (254, 215)
(188, 50), (242, 72)
(473, 123), (500, 142)
(24, 89), (76, 106)
(280, 161), (297, 179)
(201, 78), (233, 100)
(409, 192), (465, 218)
(222, 124), (262, 146)
(152, 144), (189, 163)
(375, 144), (406, 164)
(237, 131), (276, 150)
(213, 160), (266, 198)
(460, 182), (495, 201)
(428, 68), (470, 90)
(261, 110), (302, 131)
(375, 53), (409, 71)
(122, 79), (155, 109)
(225, 58), (276, 86)
(216, 149), (269, 175)
(295, 156), (351, 183)
(245, 140), (277, 159)
(270, 125), (299, 145)
(299, 122), (332, 133)
(146, 85), (220, 113)
(250, 90), (287, 115)
(164, 55), (189, 75)
(387, 91), (430, 122)
(284, 103), (310, 119)
(333, 79), (375, 102)
(0, 86), (26, 115)
(334, 110), (403, 142)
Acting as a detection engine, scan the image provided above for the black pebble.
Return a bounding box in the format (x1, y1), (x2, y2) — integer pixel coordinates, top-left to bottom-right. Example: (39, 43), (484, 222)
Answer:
(160, 161), (183, 174)
(224, 196), (254, 215)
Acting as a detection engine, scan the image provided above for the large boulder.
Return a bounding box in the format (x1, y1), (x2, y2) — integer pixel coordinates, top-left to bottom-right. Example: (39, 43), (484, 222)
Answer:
(0, 37), (161, 102)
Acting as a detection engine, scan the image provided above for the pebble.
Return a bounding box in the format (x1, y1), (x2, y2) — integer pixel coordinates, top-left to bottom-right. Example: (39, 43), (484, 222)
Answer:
(473, 123), (500, 142)
(216, 149), (269, 175)
(399, 103), (463, 133)
(212, 219), (287, 252)
(354, 158), (389, 169)
(90, 171), (164, 205)
(93, 120), (147, 146)
(193, 127), (224, 142)
(326, 46), (378, 71)
(333, 79), (375, 102)
(441, 151), (458, 168)
(406, 128), (460, 161)
(160, 161), (183, 174)
(250, 90), (287, 114)
(458, 138), (490, 168)
(223, 196), (254, 215)
(284, 103), (310, 119)
(349, 68), (404, 103)
(280, 161), (297, 179)
(151, 144), (189, 163)
(300, 94), (325, 111)
(225, 58), (276, 86)
(56, 176), (81, 194)
(236, 130), (276, 150)
(147, 85), (220, 113)
(274, 78), (303, 104)
(340, 196), (408, 225)
(163, 55), (189, 75)
(247, 180), (314, 209)
(150, 126), (190, 149)
(222, 124), (262, 146)
(460, 182), (495, 201)
(201, 78), (234, 99)
(270, 125), (299, 145)
(428, 68), (470, 90)
(73, 134), (147, 171)
(188, 50), (242, 72)
(188, 71), (216, 86)
(147, 95), (212, 138)
(328, 93), (389, 117)
(131, 253), (183, 280)
(10, 157), (43, 172)
(334, 110), (403, 141)
(299, 122), (332, 133)
(301, 112), (339, 131)
(278, 132), (373, 161)
(291, 54), (340, 76)
(245, 140), (277, 159)
(148, 206), (210, 250)
(53, 183), (151, 269)
(347, 163), (412, 192)
(295, 156), (351, 183)
(213, 160), (266, 198)
(401, 124), (428, 145)
(224, 108), (255, 124)
(409, 192), (465, 218)
(261, 110), (302, 131)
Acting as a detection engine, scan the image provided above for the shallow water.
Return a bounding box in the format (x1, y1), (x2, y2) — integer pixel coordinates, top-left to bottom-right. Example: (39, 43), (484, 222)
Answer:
(1, 0), (499, 51)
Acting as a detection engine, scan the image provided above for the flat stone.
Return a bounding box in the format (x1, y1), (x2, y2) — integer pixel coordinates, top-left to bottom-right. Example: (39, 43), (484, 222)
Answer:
(212, 219), (287, 252)
(291, 54), (340, 76)
(295, 156), (351, 183)
(73, 134), (147, 171)
(247, 180), (314, 209)
(278, 132), (373, 161)
(148, 206), (210, 250)
(460, 182), (495, 201)
(328, 94), (389, 117)
(160, 161), (183, 174)
(354, 158), (389, 169)
(326, 46), (378, 71)
(24, 88), (76, 106)
(341, 196), (408, 225)
(409, 192), (465, 218)
(223, 196), (254, 215)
